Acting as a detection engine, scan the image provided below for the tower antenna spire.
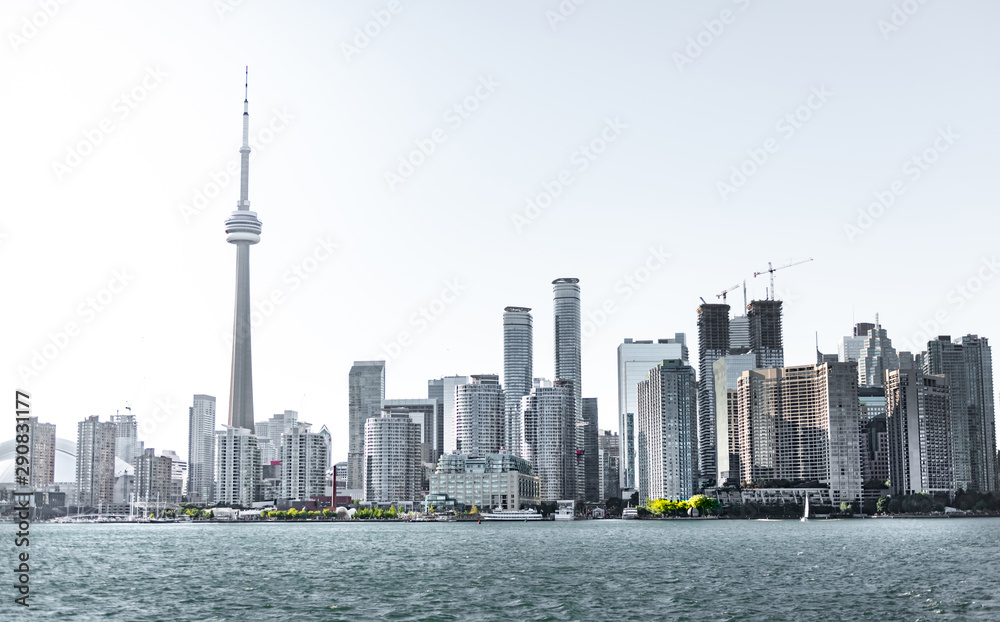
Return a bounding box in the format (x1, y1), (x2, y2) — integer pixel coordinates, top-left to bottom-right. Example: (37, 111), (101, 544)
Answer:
(244, 66), (248, 102)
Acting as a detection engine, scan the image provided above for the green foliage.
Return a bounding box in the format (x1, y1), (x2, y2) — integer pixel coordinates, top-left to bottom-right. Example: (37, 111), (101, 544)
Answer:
(352, 505), (400, 520)
(642, 495), (720, 517)
(876, 497), (889, 514)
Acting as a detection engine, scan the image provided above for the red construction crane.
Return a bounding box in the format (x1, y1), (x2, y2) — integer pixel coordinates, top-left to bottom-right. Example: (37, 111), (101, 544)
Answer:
(753, 258), (813, 300)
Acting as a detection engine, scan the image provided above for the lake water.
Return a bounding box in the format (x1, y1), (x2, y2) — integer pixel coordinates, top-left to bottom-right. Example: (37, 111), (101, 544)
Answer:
(6, 518), (1000, 620)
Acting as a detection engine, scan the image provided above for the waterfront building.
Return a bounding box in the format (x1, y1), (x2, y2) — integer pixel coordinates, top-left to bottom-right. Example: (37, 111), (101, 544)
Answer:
(858, 386), (889, 488)
(747, 300), (784, 369)
(737, 363), (862, 503)
(363, 412), (422, 504)
(520, 379), (575, 502)
(582, 397), (599, 503)
(503, 306), (533, 457)
(712, 353), (756, 486)
(636, 360), (698, 502)
(428, 453), (540, 510)
(698, 304), (730, 487)
(111, 411), (140, 465)
(617, 336), (688, 490)
(28, 418), (56, 488)
(135, 448), (176, 506)
(280, 423), (331, 500)
(159, 449), (187, 500)
(215, 426), (261, 507)
(76, 415), (117, 508)
(553, 278), (583, 501)
(925, 335), (996, 492)
(455, 375), (505, 457)
(187, 394), (216, 503)
(225, 74), (264, 434)
(858, 321), (899, 387)
(885, 369), (953, 496)
(348, 360), (386, 490)
(598, 430), (621, 501)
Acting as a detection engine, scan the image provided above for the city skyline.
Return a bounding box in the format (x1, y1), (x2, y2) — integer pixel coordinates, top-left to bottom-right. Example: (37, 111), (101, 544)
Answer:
(5, 2), (1000, 466)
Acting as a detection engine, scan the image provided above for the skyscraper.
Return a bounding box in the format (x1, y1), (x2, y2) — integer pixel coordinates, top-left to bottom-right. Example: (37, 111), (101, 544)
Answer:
(582, 397), (599, 503)
(364, 412), (422, 504)
(521, 379), (575, 502)
(838, 321), (875, 363)
(215, 426), (261, 506)
(885, 369), (953, 496)
(28, 418), (55, 488)
(187, 394), (216, 503)
(737, 363), (862, 503)
(503, 306), (533, 457)
(617, 336), (688, 490)
(135, 449), (175, 505)
(255, 410), (299, 465)
(280, 423), (331, 500)
(454, 375), (505, 457)
(597, 430), (620, 502)
(697, 303), (730, 486)
(437, 375), (469, 455)
(347, 360), (386, 490)
(857, 321), (899, 387)
(76, 415), (117, 508)
(636, 360), (698, 502)
(225, 70), (263, 432)
(747, 300), (783, 369)
(382, 398), (442, 464)
(552, 278), (582, 500)
(712, 352), (756, 486)
(111, 410), (140, 465)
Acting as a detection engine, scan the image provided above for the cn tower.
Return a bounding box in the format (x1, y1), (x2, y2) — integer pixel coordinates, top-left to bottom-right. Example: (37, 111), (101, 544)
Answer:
(225, 68), (262, 431)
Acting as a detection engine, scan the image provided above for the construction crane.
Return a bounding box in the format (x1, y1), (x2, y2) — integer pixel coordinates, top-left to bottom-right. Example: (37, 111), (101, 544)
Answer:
(716, 283), (741, 303)
(753, 258), (813, 300)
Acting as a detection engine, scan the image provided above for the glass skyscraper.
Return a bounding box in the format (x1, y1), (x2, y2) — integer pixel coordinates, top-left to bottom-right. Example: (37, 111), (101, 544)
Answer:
(503, 306), (533, 456)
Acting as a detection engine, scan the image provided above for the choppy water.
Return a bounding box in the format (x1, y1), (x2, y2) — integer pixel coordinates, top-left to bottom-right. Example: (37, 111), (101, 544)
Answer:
(4, 518), (1000, 620)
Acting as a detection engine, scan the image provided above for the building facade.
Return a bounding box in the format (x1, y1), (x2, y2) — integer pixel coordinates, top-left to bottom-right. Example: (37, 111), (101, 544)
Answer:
(280, 423), (331, 501)
(429, 453), (540, 510)
(737, 363), (862, 503)
(582, 397), (599, 503)
(187, 394), (216, 503)
(28, 418), (56, 488)
(454, 375), (505, 457)
(348, 360), (386, 490)
(597, 430), (621, 502)
(135, 448), (176, 506)
(76, 416), (117, 508)
(698, 304), (730, 487)
(503, 306), (533, 457)
(636, 360), (698, 502)
(553, 278), (582, 501)
(885, 369), (953, 496)
(857, 323), (899, 387)
(520, 380), (575, 502)
(111, 411), (140, 465)
(215, 426), (261, 507)
(616, 336), (689, 490)
(363, 412), (422, 504)
(747, 300), (784, 370)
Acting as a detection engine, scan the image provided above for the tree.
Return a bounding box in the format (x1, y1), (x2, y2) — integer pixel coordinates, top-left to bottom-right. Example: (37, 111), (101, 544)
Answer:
(876, 497), (889, 514)
(469, 505), (479, 515)
(888, 498), (902, 514)
(839, 501), (853, 514)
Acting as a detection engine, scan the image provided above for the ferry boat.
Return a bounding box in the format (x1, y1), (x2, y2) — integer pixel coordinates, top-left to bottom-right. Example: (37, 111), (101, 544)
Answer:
(621, 506), (639, 520)
(554, 499), (575, 521)
(480, 508), (542, 521)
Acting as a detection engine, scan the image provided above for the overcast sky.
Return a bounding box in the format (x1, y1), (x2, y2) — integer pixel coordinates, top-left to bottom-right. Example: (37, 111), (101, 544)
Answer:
(4, 1), (999, 463)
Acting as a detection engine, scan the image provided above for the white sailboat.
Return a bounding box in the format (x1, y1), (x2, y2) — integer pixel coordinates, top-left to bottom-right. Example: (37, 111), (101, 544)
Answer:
(800, 495), (810, 522)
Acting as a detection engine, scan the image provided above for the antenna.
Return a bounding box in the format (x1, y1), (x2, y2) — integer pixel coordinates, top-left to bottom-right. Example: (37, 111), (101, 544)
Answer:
(244, 66), (248, 101)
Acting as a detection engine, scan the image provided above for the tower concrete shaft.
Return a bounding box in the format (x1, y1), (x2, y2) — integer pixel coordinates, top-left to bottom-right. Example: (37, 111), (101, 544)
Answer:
(225, 69), (262, 431)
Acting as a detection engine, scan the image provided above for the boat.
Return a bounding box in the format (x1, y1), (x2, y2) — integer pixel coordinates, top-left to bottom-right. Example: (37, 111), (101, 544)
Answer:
(480, 508), (543, 521)
(621, 506), (639, 520)
(800, 495), (810, 522)
(554, 499), (574, 521)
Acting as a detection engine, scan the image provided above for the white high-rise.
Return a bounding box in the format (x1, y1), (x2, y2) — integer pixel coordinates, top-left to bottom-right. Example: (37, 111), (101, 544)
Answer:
(455, 375), (505, 457)
(280, 423), (331, 500)
(553, 278), (581, 500)
(617, 336), (688, 490)
(215, 426), (261, 507)
(503, 307), (533, 457)
(520, 379), (575, 502)
(348, 361), (386, 490)
(439, 375), (469, 454)
(187, 394), (216, 503)
(364, 412), (422, 504)
(636, 360), (698, 502)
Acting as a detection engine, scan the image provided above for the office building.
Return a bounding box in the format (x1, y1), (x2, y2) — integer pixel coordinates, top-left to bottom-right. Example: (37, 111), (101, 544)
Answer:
(455, 375), (505, 456)
(617, 336), (688, 490)
(729, 314), (751, 353)
(364, 412), (422, 504)
(160, 449), (187, 500)
(885, 369), (953, 496)
(503, 307), (533, 457)
(76, 416), (117, 508)
(839, 322), (876, 363)
(187, 394), (216, 503)
(598, 430), (620, 501)
(857, 321), (899, 387)
(215, 426), (261, 507)
(636, 360), (698, 502)
(737, 363), (862, 503)
(348, 360), (386, 490)
(382, 398), (443, 465)
(713, 353), (756, 486)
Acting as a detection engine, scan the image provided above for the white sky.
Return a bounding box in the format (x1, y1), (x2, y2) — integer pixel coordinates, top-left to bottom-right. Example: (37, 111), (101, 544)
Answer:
(4, 1), (999, 464)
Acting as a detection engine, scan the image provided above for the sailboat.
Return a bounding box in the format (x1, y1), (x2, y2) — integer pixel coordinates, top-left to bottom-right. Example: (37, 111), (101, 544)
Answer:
(800, 495), (810, 522)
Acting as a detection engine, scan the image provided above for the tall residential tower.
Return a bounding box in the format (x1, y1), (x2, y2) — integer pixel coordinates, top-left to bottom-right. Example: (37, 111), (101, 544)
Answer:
(503, 307), (533, 456)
